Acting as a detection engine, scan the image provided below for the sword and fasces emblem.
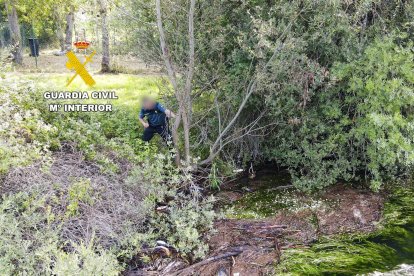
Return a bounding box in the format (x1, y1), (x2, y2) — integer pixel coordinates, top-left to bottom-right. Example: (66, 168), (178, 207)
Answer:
(65, 50), (96, 87)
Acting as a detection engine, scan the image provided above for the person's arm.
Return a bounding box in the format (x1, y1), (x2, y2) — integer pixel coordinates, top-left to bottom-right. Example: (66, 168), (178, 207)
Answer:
(165, 109), (176, 118)
(139, 109), (149, 128)
(157, 102), (176, 118)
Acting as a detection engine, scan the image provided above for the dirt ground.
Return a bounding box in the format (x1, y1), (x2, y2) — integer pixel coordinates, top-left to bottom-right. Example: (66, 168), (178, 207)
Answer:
(160, 184), (384, 276)
(125, 178), (385, 276)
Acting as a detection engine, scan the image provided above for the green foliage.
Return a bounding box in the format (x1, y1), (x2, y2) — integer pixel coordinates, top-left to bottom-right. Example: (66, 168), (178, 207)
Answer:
(66, 178), (94, 217)
(208, 163), (221, 190)
(275, 185), (414, 275)
(275, 239), (397, 275)
(0, 72), (160, 173)
(25, 74), (163, 171)
(116, 0), (414, 191)
(127, 155), (218, 260)
(151, 196), (216, 260)
(334, 37), (414, 190)
(52, 241), (121, 276)
(3, 0), (414, 273)
(38, 101), (158, 173)
(0, 192), (122, 275)
(263, 35), (414, 191)
(0, 192), (58, 275)
(0, 72), (58, 174)
(1, 65), (216, 271)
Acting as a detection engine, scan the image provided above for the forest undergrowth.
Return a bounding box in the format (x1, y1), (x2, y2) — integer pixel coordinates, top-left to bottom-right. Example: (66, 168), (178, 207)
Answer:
(0, 60), (216, 274)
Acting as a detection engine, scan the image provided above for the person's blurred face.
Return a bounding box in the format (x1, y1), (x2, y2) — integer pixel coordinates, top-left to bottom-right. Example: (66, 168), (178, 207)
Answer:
(142, 99), (156, 109)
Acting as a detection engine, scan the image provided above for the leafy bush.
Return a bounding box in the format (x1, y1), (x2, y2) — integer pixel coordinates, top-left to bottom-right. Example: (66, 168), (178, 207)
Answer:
(66, 178), (94, 217)
(0, 76), (58, 174)
(0, 192), (122, 275)
(0, 151), (216, 273)
(127, 153), (218, 261)
(332, 36), (414, 190)
(52, 241), (121, 276)
(0, 192), (58, 275)
(264, 35), (414, 191)
(150, 195), (216, 260)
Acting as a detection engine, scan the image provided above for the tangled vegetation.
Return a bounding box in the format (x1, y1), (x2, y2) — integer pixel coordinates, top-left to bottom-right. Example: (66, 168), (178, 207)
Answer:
(0, 62), (217, 273)
(2, 0), (414, 274)
(265, 36), (414, 191)
(114, 0), (414, 191)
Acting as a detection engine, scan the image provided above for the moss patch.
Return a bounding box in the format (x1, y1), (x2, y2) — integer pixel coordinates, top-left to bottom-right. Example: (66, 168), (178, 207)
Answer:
(275, 185), (414, 275)
(227, 187), (335, 220)
(275, 239), (397, 275)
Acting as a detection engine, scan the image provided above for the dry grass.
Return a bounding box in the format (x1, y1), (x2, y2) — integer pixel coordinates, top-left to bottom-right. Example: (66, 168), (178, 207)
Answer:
(2, 143), (151, 249)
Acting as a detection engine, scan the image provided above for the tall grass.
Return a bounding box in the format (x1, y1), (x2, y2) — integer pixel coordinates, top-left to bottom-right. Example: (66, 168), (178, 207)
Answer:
(24, 73), (161, 108)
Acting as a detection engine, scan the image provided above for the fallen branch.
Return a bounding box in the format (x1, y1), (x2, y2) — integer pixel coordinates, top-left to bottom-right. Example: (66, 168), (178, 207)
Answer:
(260, 224), (288, 229)
(267, 185), (294, 191)
(169, 248), (244, 276)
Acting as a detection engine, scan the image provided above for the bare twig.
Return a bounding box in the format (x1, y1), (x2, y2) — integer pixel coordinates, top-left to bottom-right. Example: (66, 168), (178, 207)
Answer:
(170, 249), (243, 276)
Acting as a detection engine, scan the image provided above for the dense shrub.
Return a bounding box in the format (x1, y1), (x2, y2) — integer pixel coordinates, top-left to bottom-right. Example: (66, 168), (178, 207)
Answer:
(0, 192), (122, 275)
(0, 64), (216, 272)
(264, 36), (414, 190)
(0, 76), (58, 174)
(126, 153), (217, 260)
(129, 0), (413, 191)
(40, 105), (157, 173)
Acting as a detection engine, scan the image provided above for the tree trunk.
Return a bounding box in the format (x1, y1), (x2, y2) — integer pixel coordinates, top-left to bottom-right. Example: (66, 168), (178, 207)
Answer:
(0, 10), (4, 48)
(57, 27), (65, 52)
(99, 0), (110, 72)
(95, 18), (99, 48)
(156, 0), (181, 166)
(181, 0), (196, 164)
(5, 0), (22, 65)
(53, 7), (65, 52)
(172, 112), (182, 166)
(155, 0), (195, 165)
(182, 110), (191, 163)
(64, 9), (74, 52)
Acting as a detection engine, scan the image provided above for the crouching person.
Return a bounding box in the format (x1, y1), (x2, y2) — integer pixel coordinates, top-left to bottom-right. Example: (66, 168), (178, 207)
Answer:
(139, 97), (175, 144)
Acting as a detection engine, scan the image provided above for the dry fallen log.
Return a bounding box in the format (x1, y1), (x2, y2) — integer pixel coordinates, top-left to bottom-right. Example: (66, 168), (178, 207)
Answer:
(169, 248), (244, 276)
